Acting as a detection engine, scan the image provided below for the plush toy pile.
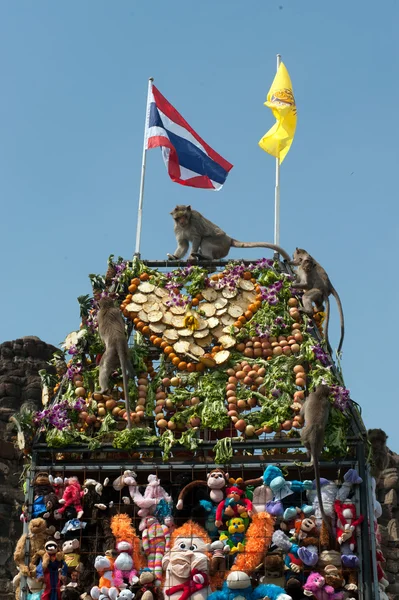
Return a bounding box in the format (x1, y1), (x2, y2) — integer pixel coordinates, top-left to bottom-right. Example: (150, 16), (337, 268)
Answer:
(13, 464), (379, 600)
(12, 257), (375, 600)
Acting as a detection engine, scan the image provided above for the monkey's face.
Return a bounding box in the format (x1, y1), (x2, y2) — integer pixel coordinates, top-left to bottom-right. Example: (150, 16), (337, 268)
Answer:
(171, 205), (191, 227)
(207, 469), (226, 490)
(292, 248), (308, 266)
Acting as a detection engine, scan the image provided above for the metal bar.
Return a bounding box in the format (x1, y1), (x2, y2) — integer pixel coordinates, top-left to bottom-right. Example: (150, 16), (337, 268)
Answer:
(274, 54), (281, 246)
(31, 460), (359, 471)
(365, 466), (380, 600)
(357, 440), (373, 600)
(20, 451), (36, 600)
(138, 259), (285, 268)
(134, 77), (153, 258)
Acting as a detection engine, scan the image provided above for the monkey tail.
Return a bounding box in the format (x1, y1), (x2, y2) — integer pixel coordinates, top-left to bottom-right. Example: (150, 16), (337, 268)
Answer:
(176, 481), (208, 510)
(324, 297), (332, 355)
(231, 240), (291, 262)
(118, 342), (133, 430)
(313, 455), (332, 535)
(331, 287), (345, 354)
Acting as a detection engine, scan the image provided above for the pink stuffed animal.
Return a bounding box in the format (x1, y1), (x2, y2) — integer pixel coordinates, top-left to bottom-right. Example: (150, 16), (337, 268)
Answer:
(56, 477), (84, 519)
(110, 514), (139, 589)
(133, 474), (171, 529)
(303, 572), (343, 600)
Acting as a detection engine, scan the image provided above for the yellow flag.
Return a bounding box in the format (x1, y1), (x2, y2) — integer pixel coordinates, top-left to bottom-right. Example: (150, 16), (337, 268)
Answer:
(258, 61), (297, 163)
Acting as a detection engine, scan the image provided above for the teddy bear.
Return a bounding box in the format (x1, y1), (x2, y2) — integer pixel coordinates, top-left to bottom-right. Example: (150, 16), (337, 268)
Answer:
(303, 572), (343, 600)
(133, 569), (164, 600)
(14, 517), (56, 578)
(209, 571), (291, 600)
(90, 555), (118, 600)
(220, 517), (247, 554)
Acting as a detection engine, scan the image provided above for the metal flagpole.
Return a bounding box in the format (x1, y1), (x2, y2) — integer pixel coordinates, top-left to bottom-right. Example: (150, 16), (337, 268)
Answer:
(134, 77), (153, 258)
(274, 54), (281, 246)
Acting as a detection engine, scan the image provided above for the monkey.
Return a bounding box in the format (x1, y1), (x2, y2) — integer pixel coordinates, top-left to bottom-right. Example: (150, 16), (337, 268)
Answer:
(368, 428), (390, 479)
(290, 248), (345, 354)
(97, 296), (134, 429)
(167, 205), (291, 262)
(300, 384), (332, 531)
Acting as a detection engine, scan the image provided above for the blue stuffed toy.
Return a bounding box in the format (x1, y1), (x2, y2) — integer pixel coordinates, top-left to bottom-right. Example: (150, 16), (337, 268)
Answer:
(263, 466), (313, 521)
(208, 572), (291, 600)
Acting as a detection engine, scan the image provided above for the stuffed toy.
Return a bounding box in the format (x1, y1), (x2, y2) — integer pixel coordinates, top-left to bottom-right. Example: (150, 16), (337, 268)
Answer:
(303, 572), (343, 600)
(215, 487), (253, 528)
(112, 471), (138, 504)
(49, 476), (66, 502)
(55, 477), (84, 520)
(262, 553), (285, 587)
(14, 517), (56, 578)
(252, 582), (292, 600)
(110, 514), (141, 588)
(133, 569), (163, 600)
(32, 472), (59, 520)
(176, 469), (229, 510)
(26, 576), (46, 600)
(209, 540), (230, 576)
(271, 531), (304, 582)
(133, 475), (172, 529)
(322, 566), (345, 591)
(60, 519), (87, 540)
(219, 517), (247, 554)
(294, 515), (319, 567)
(266, 468), (313, 521)
(36, 540), (68, 600)
(199, 500), (218, 540)
(232, 512), (274, 575)
(307, 471), (362, 529)
(141, 516), (170, 581)
(285, 578), (307, 600)
(62, 540), (81, 573)
(90, 555), (118, 600)
(334, 500), (363, 554)
(208, 571), (253, 600)
(162, 520), (212, 600)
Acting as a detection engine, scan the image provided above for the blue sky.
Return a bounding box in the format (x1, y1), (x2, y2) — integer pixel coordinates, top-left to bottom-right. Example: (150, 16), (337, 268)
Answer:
(1, 1), (398, 450)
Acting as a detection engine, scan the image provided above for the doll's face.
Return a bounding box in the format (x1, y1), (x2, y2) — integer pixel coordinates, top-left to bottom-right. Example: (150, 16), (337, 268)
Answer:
(168, 535), (209, 578)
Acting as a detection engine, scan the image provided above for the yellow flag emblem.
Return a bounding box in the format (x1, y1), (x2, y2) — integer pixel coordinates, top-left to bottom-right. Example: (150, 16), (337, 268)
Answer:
(258, 61), (297, 163)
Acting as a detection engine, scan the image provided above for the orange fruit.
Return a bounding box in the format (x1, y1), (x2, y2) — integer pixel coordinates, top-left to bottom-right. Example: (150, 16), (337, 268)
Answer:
(243, 271), (252, 280)
(150, 335), (157, 343)
(244, 310), (253, 321)
(238, 315), (247, 324)
(187, 363), (196, 372)
(142, 326), (150, 335)
(136, 321), (145, 331)
(234, 321), (242, 329)
(196, 293), (203, 301)
(163, 346), (173, 355)
(191, 298), (199, 307)
(153, 337), (162, 347)
(131, 278), (140, 286)
(160, 341), (169, 350)
(140, 273), (150, 281)
(172, 356), (181, 366)
(178, 361), (187, 371)
(196, 362), (205, 372)
(133, 317), (140, 325)
(128, 284), (137, 293)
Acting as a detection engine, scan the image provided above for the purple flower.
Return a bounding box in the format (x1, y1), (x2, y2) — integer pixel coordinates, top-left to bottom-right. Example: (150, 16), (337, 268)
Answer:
(330, 385), (351, 411)
(268, 295), (278, 306)
(312, 344), (331, 367)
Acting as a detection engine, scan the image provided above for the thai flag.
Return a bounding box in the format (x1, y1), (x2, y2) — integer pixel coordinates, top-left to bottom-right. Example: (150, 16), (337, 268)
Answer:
(146, 84), (233, 190)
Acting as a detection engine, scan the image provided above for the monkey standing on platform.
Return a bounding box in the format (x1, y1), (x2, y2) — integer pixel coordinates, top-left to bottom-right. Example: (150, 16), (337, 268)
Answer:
(97, 297), (134, 429)
(291, 248), (345, 354)
(300, 384), (331, 531)
(167, 205), (291, 262)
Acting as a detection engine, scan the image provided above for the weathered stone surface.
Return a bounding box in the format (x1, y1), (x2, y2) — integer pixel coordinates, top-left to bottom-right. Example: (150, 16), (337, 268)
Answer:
(0, 337), (58, 600)
(384, 489), (398, 506)
(382, 468), (399, 490)
(386, 582), (399, 594)
(388, 519), (399, 544)
(386, 559), (399, 574)
(384, 547), (399, 561)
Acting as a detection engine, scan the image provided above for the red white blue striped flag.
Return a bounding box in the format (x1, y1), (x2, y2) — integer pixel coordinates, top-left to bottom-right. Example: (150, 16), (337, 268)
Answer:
(146, 85), (233, 190)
